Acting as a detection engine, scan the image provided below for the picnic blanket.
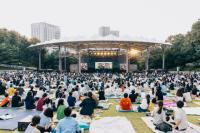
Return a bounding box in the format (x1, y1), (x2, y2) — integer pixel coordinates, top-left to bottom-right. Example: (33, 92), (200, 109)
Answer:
(142, 117), (200, 133)
(0, 108), (40, 130)
(106, 95), (122, 99)
(194, 102), (200, 106)
(98, 103), (111, 110)
(89, 117), (136, 133)
(163, 101), (177, 107)
(169, 107), (200, 115)
(183, 107), (200, 115)
(116, 105), (138, 112)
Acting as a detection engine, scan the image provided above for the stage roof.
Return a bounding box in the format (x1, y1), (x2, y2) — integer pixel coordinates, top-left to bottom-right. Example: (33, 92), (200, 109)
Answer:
(29, 35), (171, 51)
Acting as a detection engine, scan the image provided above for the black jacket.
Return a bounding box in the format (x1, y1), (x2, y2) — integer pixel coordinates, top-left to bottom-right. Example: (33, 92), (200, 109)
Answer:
(80, 98), (96, 116)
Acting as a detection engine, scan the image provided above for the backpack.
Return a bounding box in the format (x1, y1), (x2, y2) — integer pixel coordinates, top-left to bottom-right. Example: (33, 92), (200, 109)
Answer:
(155, 122), (172, 133)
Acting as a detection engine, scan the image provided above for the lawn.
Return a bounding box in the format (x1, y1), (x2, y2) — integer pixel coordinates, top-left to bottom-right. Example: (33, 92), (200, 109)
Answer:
(1, 99), (200, 133)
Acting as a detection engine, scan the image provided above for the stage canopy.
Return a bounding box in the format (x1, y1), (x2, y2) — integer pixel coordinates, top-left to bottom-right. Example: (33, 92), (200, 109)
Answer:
(29, 35), (171, 51)
(28, 35), (171, 72)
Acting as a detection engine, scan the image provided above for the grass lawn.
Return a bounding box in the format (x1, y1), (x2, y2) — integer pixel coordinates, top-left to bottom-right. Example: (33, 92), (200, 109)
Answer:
(1, 99), (200, 133)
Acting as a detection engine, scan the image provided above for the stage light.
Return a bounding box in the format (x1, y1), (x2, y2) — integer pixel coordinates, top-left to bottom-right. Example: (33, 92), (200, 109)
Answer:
(129, 49), (140, 56)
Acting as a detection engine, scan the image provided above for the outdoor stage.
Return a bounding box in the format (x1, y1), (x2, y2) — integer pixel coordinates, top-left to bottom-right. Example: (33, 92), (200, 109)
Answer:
(29, 35), (171, 73)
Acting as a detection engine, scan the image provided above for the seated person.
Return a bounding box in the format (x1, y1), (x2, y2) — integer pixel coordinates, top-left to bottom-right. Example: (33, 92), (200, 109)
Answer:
(25, 91), (36, 110)
(57, 99), (66, 120)
(7, 84), (16, 97)
(35, 87), (44, 100)
(43, 98), (52, 111)
(156, 87), (163, 101)
(0, 93), (10, 107)
(11, 91), (24, 107)
(161, 82), (167, 95)
(55, 92), (68, 108)
(138, 94), (150, 112)
(152, 101), (166, 125)
(191, 85), (198, 98)
(25, 115), (41, 133)
(173, 101), (188, 131)
(67, 92), (76, 107)
(17, 84), (25, 96)
(120, 93), (132, 110)
(38, 108), (54, 133)
(183, 91), (192, 102)
(56, 107), (80, 133)
(36, 93), (48, 111)
(148, 98), (157, 112)
(129, 90), (138, 103)
(0, 81), (6, 95)
(174, 89), (184, 102)
(98, 87), (105, 100)
(80, 92), (96, 117)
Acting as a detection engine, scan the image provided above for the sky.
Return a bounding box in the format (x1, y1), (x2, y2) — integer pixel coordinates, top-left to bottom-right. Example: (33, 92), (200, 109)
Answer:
(0, 0), (200, 41)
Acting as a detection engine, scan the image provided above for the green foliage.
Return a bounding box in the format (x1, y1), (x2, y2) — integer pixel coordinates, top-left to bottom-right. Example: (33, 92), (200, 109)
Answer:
(149, 20), (200, 70)
(0, 29), (39, 67)
(0, 28), (78, 70)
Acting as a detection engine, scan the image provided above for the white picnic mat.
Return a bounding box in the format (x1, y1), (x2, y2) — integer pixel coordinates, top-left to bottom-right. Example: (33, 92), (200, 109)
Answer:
(142, 117), (200, 133)
(170, 107), (200, 115)
(89, 117), (137, 133)
(194, 102), (200, 106)
(183, 107), (200, 115)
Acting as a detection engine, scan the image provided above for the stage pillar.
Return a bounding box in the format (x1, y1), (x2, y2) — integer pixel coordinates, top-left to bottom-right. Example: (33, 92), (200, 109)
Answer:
(64, 47), (67, 71)
(145, 48), (150, 71)
(126, 49), (129, 73)
(162, 45), (165, 70)
(78, 50), (81, 73)
(38, 49), (41, 71)
(58, 46), (62, 72)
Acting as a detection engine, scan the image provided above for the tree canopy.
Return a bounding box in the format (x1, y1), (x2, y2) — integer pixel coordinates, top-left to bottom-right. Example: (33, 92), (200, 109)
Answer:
(0, 28), (77, 71)
(1, 20), (200, 71)
(148, 20), (200, 70)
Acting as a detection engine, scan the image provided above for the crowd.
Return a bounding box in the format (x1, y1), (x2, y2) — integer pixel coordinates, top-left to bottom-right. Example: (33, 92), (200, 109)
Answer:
(0, 71), (200, 133)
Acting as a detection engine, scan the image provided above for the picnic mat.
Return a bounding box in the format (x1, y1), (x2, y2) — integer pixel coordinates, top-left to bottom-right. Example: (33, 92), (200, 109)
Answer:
(89, 117), (137, 133)
(98, 103), (110, 110)
(0, 108), (40, 130)
(163, 101), (177, 107)
(194, 102), (200, 106)
(142, 117), (200, 133)
(116, 105), (138, 112)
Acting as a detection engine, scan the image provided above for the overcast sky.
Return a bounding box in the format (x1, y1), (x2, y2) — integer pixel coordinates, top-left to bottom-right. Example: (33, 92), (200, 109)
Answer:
(0, 0), (200, 41)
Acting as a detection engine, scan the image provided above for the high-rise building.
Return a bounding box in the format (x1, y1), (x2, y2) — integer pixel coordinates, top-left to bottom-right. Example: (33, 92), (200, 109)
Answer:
(110, 30), (120, 37)
(31, 22), (60, 42)
(98, 26), (119, 37)
(99, 26), (110, 37)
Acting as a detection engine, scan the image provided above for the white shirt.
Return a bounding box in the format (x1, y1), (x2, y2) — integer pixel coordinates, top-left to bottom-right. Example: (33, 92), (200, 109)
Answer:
(35, 90), (44, 98)
(72, 91), (79, 101)
(140, 99), (148, 110)
(25, 124), (40, 133)
(174, 108), (188, 130)
(175, 96), (184, 102)
(153, 107), (166, 125)
(183, 92), (192, 102)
